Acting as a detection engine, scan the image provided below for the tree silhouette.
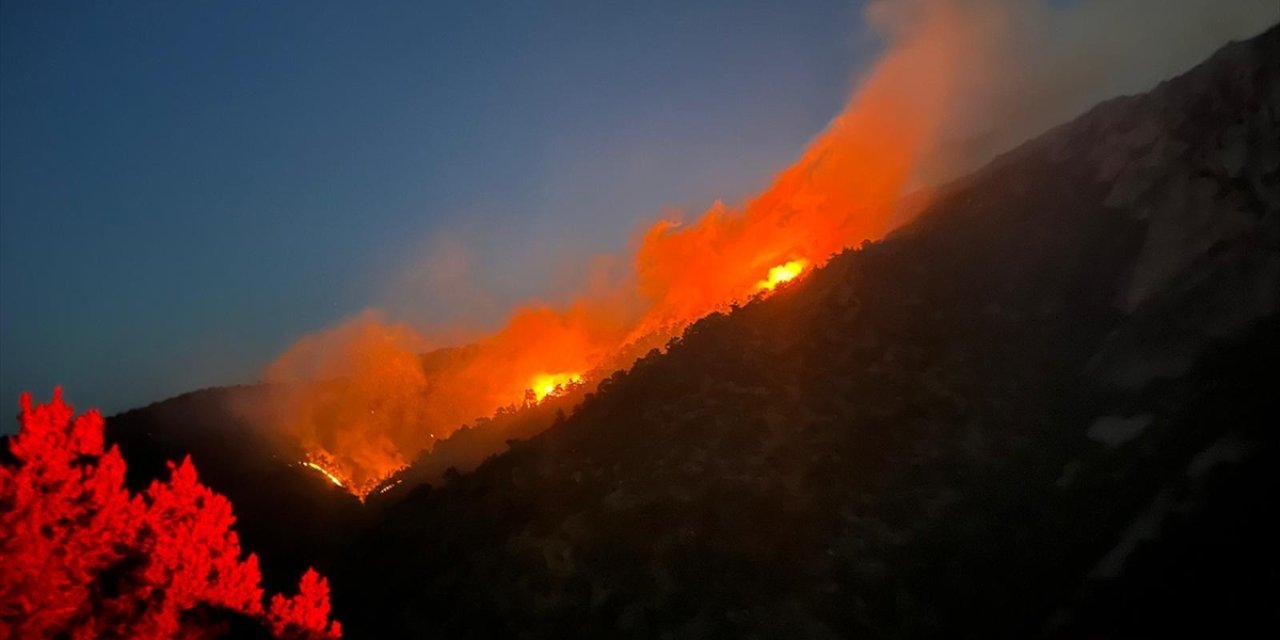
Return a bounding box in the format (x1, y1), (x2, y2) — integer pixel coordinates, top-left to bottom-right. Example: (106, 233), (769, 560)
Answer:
(0, 389), (341, 639)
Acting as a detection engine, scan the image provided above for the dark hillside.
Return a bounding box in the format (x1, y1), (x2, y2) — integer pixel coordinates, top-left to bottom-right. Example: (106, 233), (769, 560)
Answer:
(105, 385), (366, 591)
(337, 25), (1279, 638)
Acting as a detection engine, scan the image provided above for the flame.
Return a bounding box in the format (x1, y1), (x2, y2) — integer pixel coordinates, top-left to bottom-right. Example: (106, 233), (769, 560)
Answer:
(255, 0), (1004, 499)
(756, 259), (808, 291)
(529, 372), (583, 402)
(302, 460), (345, 489)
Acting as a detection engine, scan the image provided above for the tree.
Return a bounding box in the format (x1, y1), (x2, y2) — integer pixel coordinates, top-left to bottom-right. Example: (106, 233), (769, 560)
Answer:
(0, 389), (342, 639)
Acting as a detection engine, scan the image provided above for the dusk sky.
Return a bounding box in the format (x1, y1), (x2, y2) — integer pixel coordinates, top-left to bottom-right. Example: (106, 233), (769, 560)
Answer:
(2, 0), (879, 415)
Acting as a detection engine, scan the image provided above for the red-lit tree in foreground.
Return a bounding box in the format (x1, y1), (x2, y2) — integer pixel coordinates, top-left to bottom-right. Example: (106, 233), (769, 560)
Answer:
(0, 389), (342, 639)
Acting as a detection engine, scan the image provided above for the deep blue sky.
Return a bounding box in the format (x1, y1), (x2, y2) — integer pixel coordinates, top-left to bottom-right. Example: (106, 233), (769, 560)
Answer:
(1, 0), (879, 416)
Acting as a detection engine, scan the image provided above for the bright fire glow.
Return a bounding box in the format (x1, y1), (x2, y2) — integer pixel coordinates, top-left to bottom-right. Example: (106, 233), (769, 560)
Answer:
(756, 259), (808, 291)
(302, 460), (345, 488)
(529, 372), (583, 402)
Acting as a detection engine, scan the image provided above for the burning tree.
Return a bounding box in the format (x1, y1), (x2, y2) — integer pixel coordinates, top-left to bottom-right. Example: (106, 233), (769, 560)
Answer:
(0, 388), (342, 639)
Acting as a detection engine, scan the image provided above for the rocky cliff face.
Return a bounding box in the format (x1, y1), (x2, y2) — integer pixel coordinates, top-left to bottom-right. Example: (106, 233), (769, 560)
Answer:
(1078, 28), (1279, 388)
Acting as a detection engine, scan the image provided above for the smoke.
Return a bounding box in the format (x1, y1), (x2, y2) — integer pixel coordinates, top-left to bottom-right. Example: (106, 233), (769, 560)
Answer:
(247, 0), (1278, 494)
(258, 312), (426, 490)
(906, 0), (1278, 184)
(379, 233), (503, 346)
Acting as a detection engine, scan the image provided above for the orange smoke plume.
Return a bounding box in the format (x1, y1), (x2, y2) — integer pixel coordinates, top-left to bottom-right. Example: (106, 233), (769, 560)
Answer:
(628, 0), (1004, 335)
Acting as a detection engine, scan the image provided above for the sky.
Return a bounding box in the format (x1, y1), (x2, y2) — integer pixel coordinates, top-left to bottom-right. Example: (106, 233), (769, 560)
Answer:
(0, 0), (875, 415)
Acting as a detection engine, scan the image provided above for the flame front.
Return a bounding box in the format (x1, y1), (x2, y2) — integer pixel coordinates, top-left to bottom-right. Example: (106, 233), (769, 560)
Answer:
(529, 372), (583, 402)
(302, 460), (345, 489)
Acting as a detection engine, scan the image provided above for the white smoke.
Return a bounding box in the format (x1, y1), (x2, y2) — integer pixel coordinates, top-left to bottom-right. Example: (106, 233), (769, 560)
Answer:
(880, 0), (1280, 185)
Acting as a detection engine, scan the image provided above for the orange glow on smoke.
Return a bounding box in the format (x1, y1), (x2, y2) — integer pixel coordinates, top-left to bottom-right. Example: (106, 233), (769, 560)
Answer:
(255, 0), (998, 498)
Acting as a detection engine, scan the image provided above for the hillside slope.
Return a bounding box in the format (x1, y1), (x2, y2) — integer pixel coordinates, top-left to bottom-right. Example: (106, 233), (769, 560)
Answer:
(105, 385), (367, 592)
(337, 25), (1280, 638)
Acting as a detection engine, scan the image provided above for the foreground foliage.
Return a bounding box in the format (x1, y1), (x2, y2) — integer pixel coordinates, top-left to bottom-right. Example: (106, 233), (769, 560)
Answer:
(0, 389), (341, 639)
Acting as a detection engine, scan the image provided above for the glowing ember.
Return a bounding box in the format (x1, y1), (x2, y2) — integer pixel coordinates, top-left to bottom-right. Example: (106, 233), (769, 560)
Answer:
(757, 259), (808, 291)
(302, 460), (345, 488)
(529, 372), (583, 402)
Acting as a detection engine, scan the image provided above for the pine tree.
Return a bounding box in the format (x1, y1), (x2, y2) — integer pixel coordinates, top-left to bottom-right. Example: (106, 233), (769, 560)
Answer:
(0, 389), (342, 639)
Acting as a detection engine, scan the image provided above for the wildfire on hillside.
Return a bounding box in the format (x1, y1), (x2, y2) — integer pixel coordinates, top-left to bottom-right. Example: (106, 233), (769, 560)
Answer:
(255, 0), (997, 500)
